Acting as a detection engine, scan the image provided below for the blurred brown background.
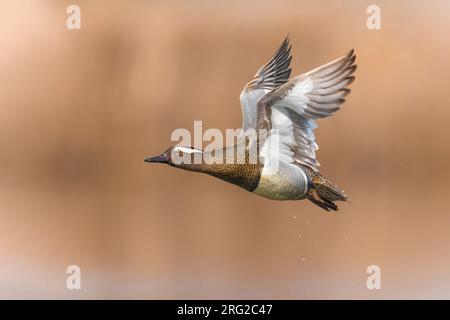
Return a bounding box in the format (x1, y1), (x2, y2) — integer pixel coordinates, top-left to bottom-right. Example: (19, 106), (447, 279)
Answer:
(0, 0), (449, 299)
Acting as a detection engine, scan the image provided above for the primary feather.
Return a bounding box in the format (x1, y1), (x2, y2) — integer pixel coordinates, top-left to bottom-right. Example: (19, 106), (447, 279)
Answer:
(256, 49), (357, 171)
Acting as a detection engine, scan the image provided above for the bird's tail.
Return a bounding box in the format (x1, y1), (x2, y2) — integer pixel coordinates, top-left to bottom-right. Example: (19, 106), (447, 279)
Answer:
(303, 168), (348, 212)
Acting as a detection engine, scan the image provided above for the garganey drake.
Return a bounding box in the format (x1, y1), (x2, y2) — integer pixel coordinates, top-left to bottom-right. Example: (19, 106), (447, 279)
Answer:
(145, 37), (356, 211)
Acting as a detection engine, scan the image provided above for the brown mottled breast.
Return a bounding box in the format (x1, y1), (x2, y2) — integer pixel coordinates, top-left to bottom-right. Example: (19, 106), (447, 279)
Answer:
(177, 140), (263, 192)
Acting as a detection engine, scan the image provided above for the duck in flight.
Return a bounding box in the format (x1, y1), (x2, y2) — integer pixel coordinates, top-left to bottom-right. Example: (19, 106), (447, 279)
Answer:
(145, 37), (356, 211)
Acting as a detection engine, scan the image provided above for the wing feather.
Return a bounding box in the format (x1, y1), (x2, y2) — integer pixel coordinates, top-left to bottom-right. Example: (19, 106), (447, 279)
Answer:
(239, 37), (293, 132)
(257, 49), (357, 171)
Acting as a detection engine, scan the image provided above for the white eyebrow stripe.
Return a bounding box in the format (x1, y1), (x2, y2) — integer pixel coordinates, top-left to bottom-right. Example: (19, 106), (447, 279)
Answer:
(174, 146), (203, 154)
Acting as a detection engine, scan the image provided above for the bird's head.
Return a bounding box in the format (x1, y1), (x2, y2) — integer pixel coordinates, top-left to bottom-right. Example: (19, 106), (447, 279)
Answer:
(145, 146), (204, 166)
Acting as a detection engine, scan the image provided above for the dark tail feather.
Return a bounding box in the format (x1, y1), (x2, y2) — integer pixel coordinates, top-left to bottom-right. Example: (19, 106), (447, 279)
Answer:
(304, 168), (348, 212)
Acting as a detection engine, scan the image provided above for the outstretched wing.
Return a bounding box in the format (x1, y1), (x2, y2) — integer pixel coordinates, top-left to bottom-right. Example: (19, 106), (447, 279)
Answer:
(239, 37), (292, 132)
(256, 49), (357, 171)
